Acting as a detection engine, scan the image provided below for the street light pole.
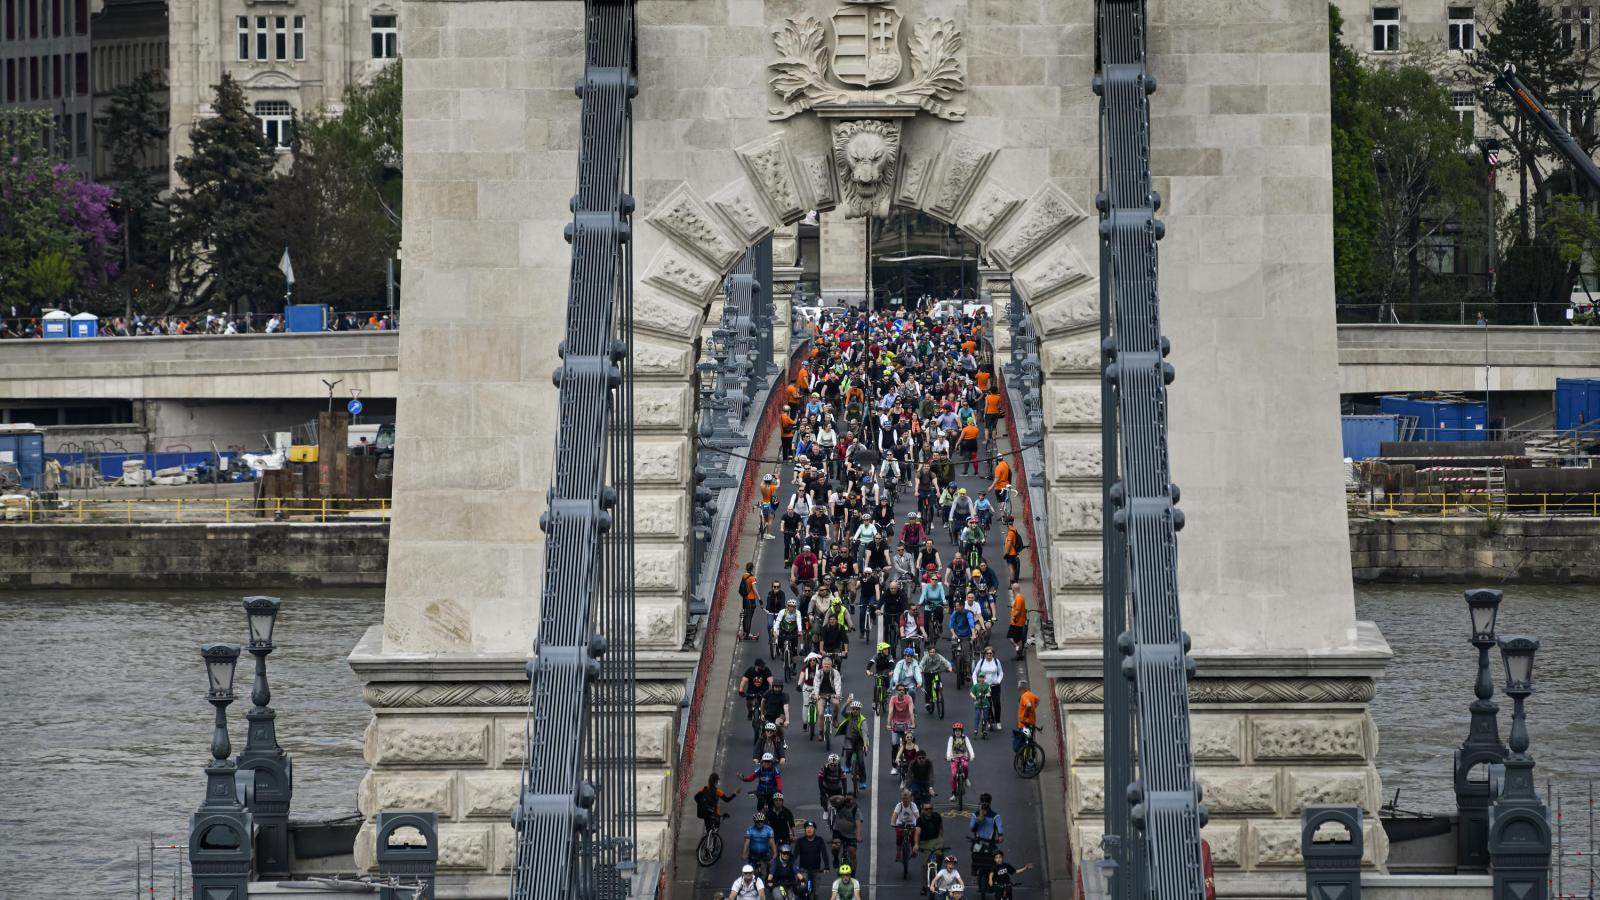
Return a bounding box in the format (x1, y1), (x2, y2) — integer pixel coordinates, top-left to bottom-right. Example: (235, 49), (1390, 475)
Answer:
(238, 596), (292, 878)
(189, 642), (254, 900)
(1488, 636), (1551, 900)
(1454, 588), (1507, 870)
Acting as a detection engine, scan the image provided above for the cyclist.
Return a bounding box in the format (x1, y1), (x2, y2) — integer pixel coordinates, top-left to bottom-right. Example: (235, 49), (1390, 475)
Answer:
(895, 604), (927, 656)
(971, 646), (1004, 728)
(774, 599), (806, 666)
(813, 657), (843, 729)
(835, 700), (870, 787)
(1015, 679), (1041, 750)
(958, 516), (985, 564)
(946, 722), (975, 801)
(969, 671), (995, 735)
(793, 820), (832, 896)
(817, 753), (849, 807)
(693, 772), (739, 831)
(798, 652), (821, 731)
(969, 792), (1004, 847)
(1001, 517), (1025, 583)
(947, 600), (976, 656)
(915, 799), (943, 875)
(743, 811), (777, 869)
(760, 473), (780, 538)
(730, 863), (767, 900)
(907, 747), (935, 806)
(920, 572), (948, 641)
(865, 642), (896, 712)
(740, 563), (761, 641)
(947, 487), (976, 541)
(829, 863), (862, 900)
(754, 721), (784, 767)
(828, 795), (861, 871)
(818, 612), (849, 665)
(974, 491), (993, 530)
(929, 854), (966, 898)
(891, 787), (921, 864)
(740, 659), (774, 722)
(767, 792), (797, 848)
(891, 645), (924, 694)
(886, 683), (916, 766)
(919, 643), (953, 713)
(769, 844), (803, 897)
(899, 510), (927, 548)
(763, 680), (793, 751)
(987, 849), (1034, 900)
(1006, 582), (1029, 660)
(895, 731), (923, 781)
(781, 504), (803, 566)
(791, 543), (821, 594)
(742, 753), (783, 813)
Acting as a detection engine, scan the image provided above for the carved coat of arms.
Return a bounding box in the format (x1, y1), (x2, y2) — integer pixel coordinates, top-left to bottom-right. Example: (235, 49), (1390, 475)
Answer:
(768, 1), (967, 122)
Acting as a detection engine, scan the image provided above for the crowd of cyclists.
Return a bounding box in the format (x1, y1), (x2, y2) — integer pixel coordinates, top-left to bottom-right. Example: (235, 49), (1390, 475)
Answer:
(699, 304), (1046, 900)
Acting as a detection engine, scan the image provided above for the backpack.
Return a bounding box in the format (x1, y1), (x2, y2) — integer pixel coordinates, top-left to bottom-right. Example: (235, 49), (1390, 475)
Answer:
(694, 786), (716, 818)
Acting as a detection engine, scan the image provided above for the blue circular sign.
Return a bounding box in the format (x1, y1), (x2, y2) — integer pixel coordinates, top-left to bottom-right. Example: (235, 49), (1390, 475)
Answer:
(347, 399), (364, 415)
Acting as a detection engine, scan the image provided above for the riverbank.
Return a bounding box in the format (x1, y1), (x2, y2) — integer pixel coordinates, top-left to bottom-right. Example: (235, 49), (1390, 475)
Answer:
(0, 522), (388, 589)
(1350, 515), (1600, 583)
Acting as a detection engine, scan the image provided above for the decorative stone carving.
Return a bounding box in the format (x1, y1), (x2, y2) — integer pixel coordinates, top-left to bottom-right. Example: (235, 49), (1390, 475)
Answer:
(956, 181), (1021, 243)
(1049, 438), (1102, 481)
(1015, 241), (1094, 303)
(800, 155), (838, 211)
(633, 385), (692, 431)
(710, 179), (777, 245)
(637, 681), (688, 707)
(990, 183), (1090, 270)
(1041, 335), (1100, 374)
(1286, 768), (1375, 810)
(926, 135), (996, 221)
(894, 153), (933, 209)
(633, 286), (706, 341)
(633, 438), (689, 485)
(1033, 285), (1099, 337)
(1054, 678), (1379, 706)
(643, 245), (720, 302)
(369, 719), (490, 765)
(365, 682), (529, 709)
(644, 185), (743, 270)
(1252, 716), (1369, 761)
(1053, 547), (1102, 587)
(1196, 768), (1279, 815)
(1051, 491), (1101, 534)
(736, 134), (807, 224)
(767, 12), (967, 121)
(1046, 384), (1100, 427)
(831, 119), (901, 219)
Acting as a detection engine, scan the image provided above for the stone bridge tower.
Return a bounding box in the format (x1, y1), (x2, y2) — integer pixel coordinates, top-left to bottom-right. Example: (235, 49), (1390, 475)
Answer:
(351, 0), (1391, 895)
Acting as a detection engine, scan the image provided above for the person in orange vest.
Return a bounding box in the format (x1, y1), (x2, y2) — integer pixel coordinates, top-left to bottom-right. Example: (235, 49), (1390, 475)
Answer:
(1002, 516), (1025, 583)
(958, 420), (980, 476)
(1006, 584), (1029, 659)
(785, 381), (802, 415)
(975, 369), (992, 393)
(982, 387), (1004, 449)
(780, 410), (797, 461)
(990, 456), (1011, 514)
(740, 562), (761, 640)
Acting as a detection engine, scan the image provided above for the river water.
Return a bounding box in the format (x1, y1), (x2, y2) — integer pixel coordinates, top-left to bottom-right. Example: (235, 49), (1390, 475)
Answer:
(0, 584), (1594, 896)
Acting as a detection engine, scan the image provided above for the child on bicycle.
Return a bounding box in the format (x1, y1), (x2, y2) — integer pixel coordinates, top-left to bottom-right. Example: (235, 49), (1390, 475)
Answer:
(945, 722), (975, 801)
(969, 672), (994, 735)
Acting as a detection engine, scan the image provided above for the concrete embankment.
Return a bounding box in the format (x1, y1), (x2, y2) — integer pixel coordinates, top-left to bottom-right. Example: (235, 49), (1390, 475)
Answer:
(1350, 515), (1600, 583)
(0, 522), (388, 589)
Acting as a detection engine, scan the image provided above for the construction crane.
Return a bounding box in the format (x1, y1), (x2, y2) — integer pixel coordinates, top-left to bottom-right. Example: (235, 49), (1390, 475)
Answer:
(1490, 64), (1600, 193)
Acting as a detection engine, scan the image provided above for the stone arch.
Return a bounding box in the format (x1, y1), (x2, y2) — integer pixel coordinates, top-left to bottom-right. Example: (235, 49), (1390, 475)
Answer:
(628, 123), (1104, 652)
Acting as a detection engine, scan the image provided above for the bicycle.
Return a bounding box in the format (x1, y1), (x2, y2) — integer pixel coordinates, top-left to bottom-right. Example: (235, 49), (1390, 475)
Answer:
(953, 761), (970, 811)
(974, 702), (993, 740)
(897, 819), (918, 879)
(777, 638), (797, 682)
(969, 837), (998, 898)
(923, 844), (949, 897)
(696, 815), (725, 867)
(821, 700), (837, 751)
(843, 740), (868, 794)
(873, 673), (890, 714)
(1013, 725), (1044, 779)
(951, 639), (969, 690)
(804, 695), (818, 741)
(926, 673), (945, 719)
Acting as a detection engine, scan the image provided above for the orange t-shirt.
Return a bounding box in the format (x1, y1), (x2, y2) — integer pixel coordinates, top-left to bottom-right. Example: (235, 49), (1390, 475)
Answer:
(762, 483), (778, 504)
(992, 460), (1011, 491)
(1017, 688), (1040, 728)
(960, 423), (979, 443)
(1010, 591), (1028, 627)
(976, 371), (992, 392)
(984, 393), (1003, 415)
(785, 384), (801, 405)
(781, 413), (796, 438)
(1005, 526), (1022, 557)
(797, 368), (812, 390)
(961, 339), (977, 355)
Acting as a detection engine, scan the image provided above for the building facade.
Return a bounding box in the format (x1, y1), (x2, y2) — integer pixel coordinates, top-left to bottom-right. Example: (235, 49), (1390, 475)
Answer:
(166, 0), (396, 176)
(89, 0), (167, 181)
(0, 0), (95, 171)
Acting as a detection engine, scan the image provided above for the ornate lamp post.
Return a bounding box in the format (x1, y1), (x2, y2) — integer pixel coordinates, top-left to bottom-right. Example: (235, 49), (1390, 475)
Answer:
(189, 642), (254, 900)
(1487, 635), (1551, 900)
(1454, 588), (1507, 870)
(237, 595), (293, 878)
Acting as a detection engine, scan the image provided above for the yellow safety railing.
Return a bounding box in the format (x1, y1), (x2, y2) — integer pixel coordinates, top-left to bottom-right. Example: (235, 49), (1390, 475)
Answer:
(8, 497), (392, 524)
(1348, 492), (1600, 517)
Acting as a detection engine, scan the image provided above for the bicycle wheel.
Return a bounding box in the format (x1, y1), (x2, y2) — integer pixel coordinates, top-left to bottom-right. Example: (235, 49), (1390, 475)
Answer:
(697, 828), (723, 866)
(824, 715), (833, 751)
(935, 681), (945, 719)
(955, 773), (966, 811)
(901, 831), (912, 879)
(1014, 740), (1043, 779)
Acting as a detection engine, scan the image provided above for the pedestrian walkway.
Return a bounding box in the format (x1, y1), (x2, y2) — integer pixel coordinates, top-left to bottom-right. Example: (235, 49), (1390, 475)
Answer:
(683, 307), (1065, 900)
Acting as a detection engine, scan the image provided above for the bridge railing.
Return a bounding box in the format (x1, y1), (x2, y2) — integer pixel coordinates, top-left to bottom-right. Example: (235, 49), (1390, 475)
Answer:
(1349, 492), (1600, 517)
(4, 496), (392, 523)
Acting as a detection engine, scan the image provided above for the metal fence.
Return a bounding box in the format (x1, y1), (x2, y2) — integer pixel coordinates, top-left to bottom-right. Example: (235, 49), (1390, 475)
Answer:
(4, 497), (391, 524)
(1349, 492), (1600, 517)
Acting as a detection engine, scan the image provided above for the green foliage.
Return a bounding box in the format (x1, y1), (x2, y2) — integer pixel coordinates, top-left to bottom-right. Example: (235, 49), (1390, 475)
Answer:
(1495, 240), (1567, 318)
(26, 250), (76, 302)
(1329, 4), (1381, 298)
(98, 69), (170, 303)
(1544, 193), (1600, 265)
(261, 63), (402, 310)
(168, 73), (279, 312)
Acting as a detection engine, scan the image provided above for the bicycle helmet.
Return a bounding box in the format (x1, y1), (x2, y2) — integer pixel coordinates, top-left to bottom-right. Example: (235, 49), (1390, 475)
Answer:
(967, 516), (978, 524)
(779, 843), (793, 854)
(754, 812), (766, 821)
(839, 865), (853, 876)
(764, 722), (777, 732)
(786, 598), (798, 607)
(827, 753), (840, 764)
(944, 855), (958, 864)
(773, 792), (784, 800)
(761, 752), (775, 762)
(949, 888), (965, 896)
(903, 647), (916, 656)
(877, 642), (890, 652)
(953, 722), (965, 730)
(803, 544), (813, 551)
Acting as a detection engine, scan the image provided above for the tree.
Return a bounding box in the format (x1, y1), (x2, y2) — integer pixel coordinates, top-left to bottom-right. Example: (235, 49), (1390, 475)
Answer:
(0, 109), (121, 310)
(98, 70), (170, 310)
(1329, 4), (1381, 300)
(259, 63), (402, 310)
(168, 73), (279, 313)
(1365, 64), (1478, 311)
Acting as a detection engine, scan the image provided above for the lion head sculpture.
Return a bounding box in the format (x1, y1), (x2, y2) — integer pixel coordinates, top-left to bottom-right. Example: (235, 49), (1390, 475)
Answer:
(831, 119), (901, 220)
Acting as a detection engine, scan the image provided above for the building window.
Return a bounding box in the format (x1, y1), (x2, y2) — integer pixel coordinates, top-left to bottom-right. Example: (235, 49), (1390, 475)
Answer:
(74, 110), (85, 156)
(27, 0), (36, 37)
(1448, 7), (1474, 51)
(50, 52), (59, 96)
(74, 50), (85, 93)
(72, 0), (82, 33)
(274, 16), (286, 60)
(255, 16), (267, 60)
(28, 54), (36, 98)
(1451, 91), (1476, 128)
(4, 0), (13, 40)
(293, 15), (305, 60)
(49, 0), (57, 35)
(237, 16), (249, 60)
(1373, 7), (1400, 51)
(370, 14), (397, 59)
(4, 59), (13, 101)
(60, 113), (71, 157)
(255, 100), (292, 149)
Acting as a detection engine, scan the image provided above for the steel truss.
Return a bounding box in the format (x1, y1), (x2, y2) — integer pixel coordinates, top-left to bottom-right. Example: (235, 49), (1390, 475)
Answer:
(510, 2), (639, 899)
(1095, 0), (1210, 896)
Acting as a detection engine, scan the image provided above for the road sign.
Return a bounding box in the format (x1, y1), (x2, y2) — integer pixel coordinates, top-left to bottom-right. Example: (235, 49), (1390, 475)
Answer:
(350, 388), (362, 400)
(348, 399), (364, 416)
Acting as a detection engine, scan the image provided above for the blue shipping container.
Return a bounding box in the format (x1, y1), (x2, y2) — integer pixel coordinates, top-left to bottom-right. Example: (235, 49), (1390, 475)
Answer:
(1378, 396), (1488, 442)
(0, 431), (46, 489)
(1342, 415), (1401, 460)
(1555, 378), (1600, 435)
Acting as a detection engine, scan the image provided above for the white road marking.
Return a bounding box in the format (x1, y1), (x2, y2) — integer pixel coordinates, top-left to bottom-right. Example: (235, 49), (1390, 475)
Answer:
(869, 609), (884, 892)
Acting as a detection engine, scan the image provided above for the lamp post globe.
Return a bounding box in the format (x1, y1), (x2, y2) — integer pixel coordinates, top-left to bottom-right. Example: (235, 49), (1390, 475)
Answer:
(1497, 635), (1539, 757)
(243, 595), (280, 650)
(202, 641), (241, 703)
(1466, 588), (1501, 644)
